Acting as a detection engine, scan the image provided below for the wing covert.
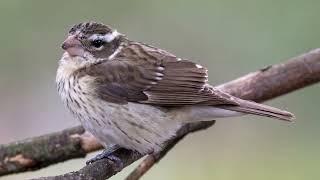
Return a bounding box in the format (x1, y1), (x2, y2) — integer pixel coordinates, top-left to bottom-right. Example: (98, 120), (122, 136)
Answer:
(84, 42), (238, 106)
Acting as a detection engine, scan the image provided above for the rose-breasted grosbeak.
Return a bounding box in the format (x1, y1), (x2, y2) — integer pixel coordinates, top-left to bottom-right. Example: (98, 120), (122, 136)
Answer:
(56, 22), (294, 164)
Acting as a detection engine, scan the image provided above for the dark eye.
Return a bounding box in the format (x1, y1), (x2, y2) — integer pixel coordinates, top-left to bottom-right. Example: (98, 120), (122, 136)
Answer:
(91, 39), (105, 48)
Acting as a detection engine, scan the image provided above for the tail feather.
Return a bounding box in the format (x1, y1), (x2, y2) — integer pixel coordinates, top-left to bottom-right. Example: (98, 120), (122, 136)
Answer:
(220, 98), (295, 122)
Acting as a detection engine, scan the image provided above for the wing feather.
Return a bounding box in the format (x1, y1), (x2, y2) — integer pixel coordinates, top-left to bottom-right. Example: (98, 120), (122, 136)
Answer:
(81, 41), (294, 121)
(84, 42), (239, 106)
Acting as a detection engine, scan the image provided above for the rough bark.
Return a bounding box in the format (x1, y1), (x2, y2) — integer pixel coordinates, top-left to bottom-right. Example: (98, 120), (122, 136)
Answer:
(0, 127), (102, 176)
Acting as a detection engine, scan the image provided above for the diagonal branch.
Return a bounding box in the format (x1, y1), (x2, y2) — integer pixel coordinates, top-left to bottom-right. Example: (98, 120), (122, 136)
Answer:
(1, 48), (320, 179)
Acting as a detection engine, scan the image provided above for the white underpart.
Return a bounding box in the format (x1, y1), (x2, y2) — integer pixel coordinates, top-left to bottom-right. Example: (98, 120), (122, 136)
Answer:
(57, 62), (182, 154)
(173, 106), (243, 122)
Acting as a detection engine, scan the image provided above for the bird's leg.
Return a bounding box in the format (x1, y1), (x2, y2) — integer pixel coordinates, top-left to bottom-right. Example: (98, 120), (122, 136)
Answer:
(86, 144), (123, 168)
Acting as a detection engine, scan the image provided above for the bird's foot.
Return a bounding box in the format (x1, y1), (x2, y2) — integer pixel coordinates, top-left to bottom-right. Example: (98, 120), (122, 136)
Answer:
(86, 144), (123, 169)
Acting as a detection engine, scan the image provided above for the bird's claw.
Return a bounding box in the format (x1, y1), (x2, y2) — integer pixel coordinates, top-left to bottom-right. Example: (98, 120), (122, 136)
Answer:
(86, 144), (123, 169)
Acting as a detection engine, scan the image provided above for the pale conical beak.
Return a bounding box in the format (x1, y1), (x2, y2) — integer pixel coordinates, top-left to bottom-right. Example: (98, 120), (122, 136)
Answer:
(61, 35), (85, 57)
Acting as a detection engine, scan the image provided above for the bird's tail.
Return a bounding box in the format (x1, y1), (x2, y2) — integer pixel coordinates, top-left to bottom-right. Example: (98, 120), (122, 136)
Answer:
(219, 98), (295, 121)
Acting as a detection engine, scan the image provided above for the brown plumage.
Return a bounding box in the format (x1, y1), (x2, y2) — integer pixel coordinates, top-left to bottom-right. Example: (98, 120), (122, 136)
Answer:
(78, 40), (293, 121)
(57, 22), (294, 159)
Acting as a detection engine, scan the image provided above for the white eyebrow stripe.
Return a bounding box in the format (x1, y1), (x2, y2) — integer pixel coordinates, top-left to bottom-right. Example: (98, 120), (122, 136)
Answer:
(104, 30), (120, 42)
(88, 34), (100, 41)
(88, 30), (121, 43)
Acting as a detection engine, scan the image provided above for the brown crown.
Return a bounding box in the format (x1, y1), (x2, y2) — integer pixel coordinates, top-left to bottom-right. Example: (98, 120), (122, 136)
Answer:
(69, 22), (113, 35)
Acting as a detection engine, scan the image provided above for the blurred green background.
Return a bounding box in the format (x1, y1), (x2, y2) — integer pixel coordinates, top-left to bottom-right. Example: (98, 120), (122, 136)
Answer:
(1, 0), (319, 179)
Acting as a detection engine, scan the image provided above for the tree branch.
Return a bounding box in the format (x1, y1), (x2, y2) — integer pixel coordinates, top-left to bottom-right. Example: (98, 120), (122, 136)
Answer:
(217, 48), (320, 101)
(0, 127), (102, 176)
(1, 48), (320, 179)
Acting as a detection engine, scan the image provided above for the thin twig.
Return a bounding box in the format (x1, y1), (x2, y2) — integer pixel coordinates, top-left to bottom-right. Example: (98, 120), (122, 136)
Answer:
(125, 155), (156, 180)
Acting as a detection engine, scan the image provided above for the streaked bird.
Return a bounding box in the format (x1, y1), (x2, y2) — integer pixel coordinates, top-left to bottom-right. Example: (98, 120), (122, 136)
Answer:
(56, 22), (294, 164)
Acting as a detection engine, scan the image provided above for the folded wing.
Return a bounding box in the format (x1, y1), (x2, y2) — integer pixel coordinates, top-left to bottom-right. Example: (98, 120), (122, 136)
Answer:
(84, 42), (294, 121)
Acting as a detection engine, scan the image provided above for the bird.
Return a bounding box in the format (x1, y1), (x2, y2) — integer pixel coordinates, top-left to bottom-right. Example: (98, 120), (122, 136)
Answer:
(56, 21), (294, 165)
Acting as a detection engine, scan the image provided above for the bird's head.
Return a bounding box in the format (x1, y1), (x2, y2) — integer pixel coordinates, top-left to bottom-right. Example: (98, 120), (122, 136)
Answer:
(61, 22), (123, 64)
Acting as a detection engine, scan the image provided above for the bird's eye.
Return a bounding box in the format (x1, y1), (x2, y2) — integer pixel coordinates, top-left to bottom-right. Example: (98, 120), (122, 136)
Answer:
(91, 39), (105, 48)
